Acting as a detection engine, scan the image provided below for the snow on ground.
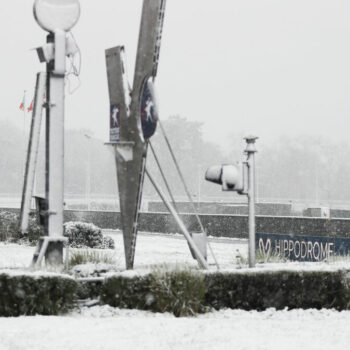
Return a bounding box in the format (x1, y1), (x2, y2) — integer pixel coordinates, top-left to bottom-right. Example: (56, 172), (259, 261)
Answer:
(2, 230), (350, 273)
(0, 230), (248, 270)
(0, 306), (349, 350)
(0, 243), (34, 269)
(1, 231), (350, 349)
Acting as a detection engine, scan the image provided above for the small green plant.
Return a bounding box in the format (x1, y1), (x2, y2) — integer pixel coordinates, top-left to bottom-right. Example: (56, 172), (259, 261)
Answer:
(69, 249), (116, 267)
(149, 265), (208, 317)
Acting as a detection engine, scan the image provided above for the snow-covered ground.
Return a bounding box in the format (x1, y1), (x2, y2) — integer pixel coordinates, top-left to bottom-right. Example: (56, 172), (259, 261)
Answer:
(0, 306), (349, 350)
(1, 231), (350, 349)
(0, 230), (248, 270)
(2, 230), (350, 272)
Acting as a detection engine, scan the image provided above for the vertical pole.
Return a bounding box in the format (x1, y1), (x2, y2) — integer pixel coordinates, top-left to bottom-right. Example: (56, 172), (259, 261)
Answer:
(45, 32), (66, 264)
(20, 72), (46, 234)
(245, 136), (258, 268)
(22, 90), (27, 177)
(85, 134), (91, 210)
(197, 164), (201, 205)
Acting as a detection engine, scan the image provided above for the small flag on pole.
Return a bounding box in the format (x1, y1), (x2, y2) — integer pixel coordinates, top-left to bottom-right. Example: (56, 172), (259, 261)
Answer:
(27, 100), (33, 112)
(19, 93), (25, 111)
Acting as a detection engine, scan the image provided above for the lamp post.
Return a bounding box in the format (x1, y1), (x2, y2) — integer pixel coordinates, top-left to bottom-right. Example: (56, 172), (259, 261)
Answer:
(33, 0), (80, 265)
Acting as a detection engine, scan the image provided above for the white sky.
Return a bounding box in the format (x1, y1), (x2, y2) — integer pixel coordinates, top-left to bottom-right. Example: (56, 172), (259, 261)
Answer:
(1, 0), (350, 148)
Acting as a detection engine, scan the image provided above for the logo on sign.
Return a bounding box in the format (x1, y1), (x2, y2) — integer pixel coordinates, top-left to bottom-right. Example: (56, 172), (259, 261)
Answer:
(110, 104), (120, 142)
(140, 81), (157, 139)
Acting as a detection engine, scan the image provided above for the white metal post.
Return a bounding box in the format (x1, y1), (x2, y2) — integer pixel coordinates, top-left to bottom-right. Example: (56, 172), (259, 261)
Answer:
(245, 136), (258, 268)
(31, 0), (81, 267)
(45, 31), (66, 264)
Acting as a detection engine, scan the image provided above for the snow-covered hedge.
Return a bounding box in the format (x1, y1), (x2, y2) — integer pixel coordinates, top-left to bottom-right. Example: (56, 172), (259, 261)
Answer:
(0, 272), (77, 317)
(205, 270), (350, 311)
(63, 222), (115, 249)
(101, 268), (208, 317)
(100, 269), (350, 314)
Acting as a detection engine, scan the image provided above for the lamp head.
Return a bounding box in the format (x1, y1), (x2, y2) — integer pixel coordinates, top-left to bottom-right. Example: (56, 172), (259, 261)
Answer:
(34, 0), (80, 32)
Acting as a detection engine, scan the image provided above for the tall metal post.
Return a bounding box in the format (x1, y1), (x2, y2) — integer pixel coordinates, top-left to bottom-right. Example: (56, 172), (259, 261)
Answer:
(245, 136), (258, 268)
(45, 32), (67, 264)
(32, 0), (81, 266)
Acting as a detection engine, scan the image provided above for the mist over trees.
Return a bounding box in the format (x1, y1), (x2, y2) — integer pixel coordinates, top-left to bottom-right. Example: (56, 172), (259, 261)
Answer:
(1, 116), (349, 206)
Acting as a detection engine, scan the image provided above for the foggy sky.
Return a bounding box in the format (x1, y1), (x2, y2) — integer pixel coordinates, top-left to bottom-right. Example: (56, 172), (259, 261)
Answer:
(1, 0), (350, 149)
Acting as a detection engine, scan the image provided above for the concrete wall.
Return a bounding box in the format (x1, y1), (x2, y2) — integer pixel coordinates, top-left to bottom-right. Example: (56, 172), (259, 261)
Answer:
(147, 201), (292, 216)
(2, 208), (350, 239)
(65, 210), (350, 239)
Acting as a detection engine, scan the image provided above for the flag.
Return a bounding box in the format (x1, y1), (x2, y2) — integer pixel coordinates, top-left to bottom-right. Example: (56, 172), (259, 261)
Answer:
(27, 99), (33, 112)
(19, 94), (25, 111)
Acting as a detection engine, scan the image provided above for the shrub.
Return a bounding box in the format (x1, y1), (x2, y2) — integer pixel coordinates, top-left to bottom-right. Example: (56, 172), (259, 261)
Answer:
(0, 272), (77, 317)
(63, 222), (114, 249)
(101, 267), (208, 317)
(205, 270), (350, 311)
(101, 274), (153, 310)
(0, 211), (18, 242)
(100, 268), (350, 313)
(0, 211), (43, 244)
(149, 266), (208, 317)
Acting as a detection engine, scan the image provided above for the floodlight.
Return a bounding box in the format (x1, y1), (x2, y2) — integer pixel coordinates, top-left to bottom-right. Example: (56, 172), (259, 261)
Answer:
(33, 0), (80, 32)
(205, 162), (246, 193)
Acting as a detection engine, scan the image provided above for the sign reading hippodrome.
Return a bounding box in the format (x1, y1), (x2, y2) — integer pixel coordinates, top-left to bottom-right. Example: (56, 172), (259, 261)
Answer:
(256, 233), (350, 262)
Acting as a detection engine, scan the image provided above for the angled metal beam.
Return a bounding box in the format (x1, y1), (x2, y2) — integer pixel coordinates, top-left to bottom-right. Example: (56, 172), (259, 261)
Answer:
(106, 0), (166, 269)
(106, 46), (146, 269)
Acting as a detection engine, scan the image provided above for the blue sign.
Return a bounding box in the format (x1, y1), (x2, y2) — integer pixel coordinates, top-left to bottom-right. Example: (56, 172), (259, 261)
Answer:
(110, 103), (120, 142)
(256, 233), (350, 262)
(140, 81), (157, 139)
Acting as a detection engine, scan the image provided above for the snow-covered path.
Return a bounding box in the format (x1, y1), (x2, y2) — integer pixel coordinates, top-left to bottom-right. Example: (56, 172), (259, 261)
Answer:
(0, 306), (349, 350)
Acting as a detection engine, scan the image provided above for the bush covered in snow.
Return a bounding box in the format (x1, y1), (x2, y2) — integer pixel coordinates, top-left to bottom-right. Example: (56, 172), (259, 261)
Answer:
(0, 272), (77, 317)
(150, 267), (208, 316)
(0, 211), (43, 244)
(63, 221), (115, 249)
(101, 274), (152, 311)
(101, 267), (208, 317)
(100, 268), (350, 314)
(205, 270), (350, 311)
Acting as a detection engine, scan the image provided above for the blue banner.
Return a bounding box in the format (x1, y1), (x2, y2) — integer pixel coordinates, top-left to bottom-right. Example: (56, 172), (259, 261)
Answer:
(140, 81), (157, 139)
(256, 233), (350, 262)
(110, 103), (120, 142)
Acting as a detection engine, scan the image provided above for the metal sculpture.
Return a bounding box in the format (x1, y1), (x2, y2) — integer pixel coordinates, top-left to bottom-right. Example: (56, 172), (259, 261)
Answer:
(106, 0), (209, 270)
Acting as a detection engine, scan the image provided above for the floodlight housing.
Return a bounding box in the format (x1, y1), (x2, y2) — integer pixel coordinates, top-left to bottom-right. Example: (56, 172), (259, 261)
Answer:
(33, 0), (80, 32)
(205, 162), (246, 193)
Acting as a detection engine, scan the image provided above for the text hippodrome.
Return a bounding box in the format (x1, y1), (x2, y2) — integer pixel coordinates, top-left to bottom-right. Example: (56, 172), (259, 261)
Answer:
(259, 238), (334, 261)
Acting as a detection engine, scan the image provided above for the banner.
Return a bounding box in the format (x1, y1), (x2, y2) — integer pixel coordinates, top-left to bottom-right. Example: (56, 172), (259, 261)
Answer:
(256, 232), (350, 262)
